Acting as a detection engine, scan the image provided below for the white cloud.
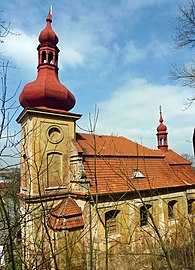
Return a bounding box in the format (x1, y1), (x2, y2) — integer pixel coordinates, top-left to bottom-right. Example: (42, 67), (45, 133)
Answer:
(1, 28), (86, 72)
(147, 40), (171, 60)
(60, 46), (84, 68)
(83, 77), (195, 155)
(1, 30), (37, 72)
(58, 22), (111, 70)
(123, 41), (146, 64)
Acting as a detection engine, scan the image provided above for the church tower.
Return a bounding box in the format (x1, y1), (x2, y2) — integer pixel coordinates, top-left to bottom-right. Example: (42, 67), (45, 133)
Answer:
(17, 9), (85, 269)
(17, 9), (81, 198)
(156, 106), (168, 151)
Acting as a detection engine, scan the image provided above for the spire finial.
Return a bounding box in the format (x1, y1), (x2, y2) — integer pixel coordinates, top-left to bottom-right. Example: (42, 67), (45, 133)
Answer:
(46, 6), (52, 23)
(159, 105), (163, 123)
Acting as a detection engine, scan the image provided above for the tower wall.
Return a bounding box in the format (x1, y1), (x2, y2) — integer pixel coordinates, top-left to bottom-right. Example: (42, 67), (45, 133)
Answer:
(17, 108), (81, 196)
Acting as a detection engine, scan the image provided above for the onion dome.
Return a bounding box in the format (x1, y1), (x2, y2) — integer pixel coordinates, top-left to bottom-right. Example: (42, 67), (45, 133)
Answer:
(19, 8), (76, 112)
(19, 73), (76, 111)
(157, 113), (167, 132)
(39, 10), (59, 45)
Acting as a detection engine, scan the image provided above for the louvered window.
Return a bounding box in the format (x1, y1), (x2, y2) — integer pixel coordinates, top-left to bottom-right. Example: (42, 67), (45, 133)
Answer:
(105, 210), (120, 234)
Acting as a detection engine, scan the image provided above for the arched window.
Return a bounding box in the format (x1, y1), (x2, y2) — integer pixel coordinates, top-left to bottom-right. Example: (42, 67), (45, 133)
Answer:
(47, 152), (62, 187)
(42, 51), (46, 63)
(48, 51), (53, 64)
(168, 200), (178, 219)
(105, 210), (120, 234)
(140, 204), (152, 226)
(55, 54), (58, 65)
(188, 199), (195, 215)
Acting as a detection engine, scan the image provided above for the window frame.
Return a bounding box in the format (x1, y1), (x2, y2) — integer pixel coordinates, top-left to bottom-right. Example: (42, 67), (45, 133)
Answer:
(188, 199), (195, 215)
(105, 209), (120, 235)
(168, 200), (178, 220)
(132, 169), (146, 179)
(140, 204), (152, 227)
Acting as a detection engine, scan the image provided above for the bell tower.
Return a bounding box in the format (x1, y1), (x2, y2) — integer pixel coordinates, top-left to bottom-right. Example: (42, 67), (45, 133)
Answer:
(156, 106), (168, 151)
(17, 8), (81, 198)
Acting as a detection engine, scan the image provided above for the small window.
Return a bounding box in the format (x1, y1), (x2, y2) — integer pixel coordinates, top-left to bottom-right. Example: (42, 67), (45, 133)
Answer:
(105, 210), (120, 235)
(159, 137), (167, 145)
(168, 200), (178, 219)
(188, 199), (195, 215)
(55, 54), (58, 65)
(47, 126), (63, 144)
(140, 204), (152, 226)
(42, 51), (46, 63)
(48, 51), (53, 64)
(133, 170), (145, 179)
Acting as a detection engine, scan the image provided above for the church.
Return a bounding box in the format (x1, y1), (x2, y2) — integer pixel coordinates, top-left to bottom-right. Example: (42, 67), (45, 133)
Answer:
(17, 9), (195, 270)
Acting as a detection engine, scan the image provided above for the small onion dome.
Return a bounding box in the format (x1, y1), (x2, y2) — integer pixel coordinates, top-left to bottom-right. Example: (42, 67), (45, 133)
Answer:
(39, 11), (59, 45)
(157, 114), (167, 132)
(19, 70), (76, 111)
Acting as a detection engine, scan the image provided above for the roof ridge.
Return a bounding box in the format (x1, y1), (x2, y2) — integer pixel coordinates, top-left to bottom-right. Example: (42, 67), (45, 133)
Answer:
(76, 132), (165, 157)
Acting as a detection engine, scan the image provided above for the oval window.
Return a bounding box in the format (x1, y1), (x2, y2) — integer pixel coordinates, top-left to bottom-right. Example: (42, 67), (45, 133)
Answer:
(47, 126), (63, 144)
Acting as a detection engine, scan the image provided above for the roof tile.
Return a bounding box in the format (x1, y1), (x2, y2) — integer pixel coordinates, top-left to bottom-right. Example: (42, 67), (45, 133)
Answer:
(48, 197), (84, 231)
(76, 133), (164, 157)
(75, 133), (195, 195)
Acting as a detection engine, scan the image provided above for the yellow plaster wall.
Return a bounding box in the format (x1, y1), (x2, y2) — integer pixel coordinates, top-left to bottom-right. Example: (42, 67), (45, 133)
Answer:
(18, 109), (79, 196)
(91, 190), (195, 256)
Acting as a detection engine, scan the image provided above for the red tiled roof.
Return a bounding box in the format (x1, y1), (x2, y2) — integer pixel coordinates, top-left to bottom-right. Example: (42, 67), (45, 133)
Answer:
(48, 197), (84, 231)
(72, 138), (83, 153)
(163, 150), (191, 165)
(76, 133), (164, 157)
(170, 165), (195, 185)
(75, 133), (195, 195)
(83, 156), (195, 194)
(50, 197), (82, 217)
(48, 215), (84, 231)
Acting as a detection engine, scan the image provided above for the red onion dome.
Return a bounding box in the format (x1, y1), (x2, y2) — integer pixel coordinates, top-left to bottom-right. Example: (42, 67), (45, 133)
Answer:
(157, 123), (167, 132)
(19, 69), (76, 111)
(157, 114), (167, 132)
(19, 9), (76, 112)
(39, 11), (59, 45)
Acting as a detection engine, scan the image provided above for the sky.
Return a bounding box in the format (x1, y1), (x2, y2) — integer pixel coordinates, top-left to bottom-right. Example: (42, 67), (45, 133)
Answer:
(1, 0), (195, 157)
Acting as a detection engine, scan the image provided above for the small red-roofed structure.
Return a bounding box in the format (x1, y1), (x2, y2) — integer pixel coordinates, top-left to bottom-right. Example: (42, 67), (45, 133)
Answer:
(48, 197), (84, 231)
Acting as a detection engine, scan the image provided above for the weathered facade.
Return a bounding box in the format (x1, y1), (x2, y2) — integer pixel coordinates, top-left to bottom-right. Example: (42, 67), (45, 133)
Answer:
(17, 9), (195, 270)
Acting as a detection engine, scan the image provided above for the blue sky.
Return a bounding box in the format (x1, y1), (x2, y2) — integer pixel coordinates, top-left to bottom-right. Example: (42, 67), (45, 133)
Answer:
(1, 0), (195, 155)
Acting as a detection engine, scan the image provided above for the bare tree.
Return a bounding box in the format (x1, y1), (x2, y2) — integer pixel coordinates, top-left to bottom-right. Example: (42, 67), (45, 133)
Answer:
(170, 0), (195, 107)
(174, 0), (195, 50)
(0, 14), (22, 270)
